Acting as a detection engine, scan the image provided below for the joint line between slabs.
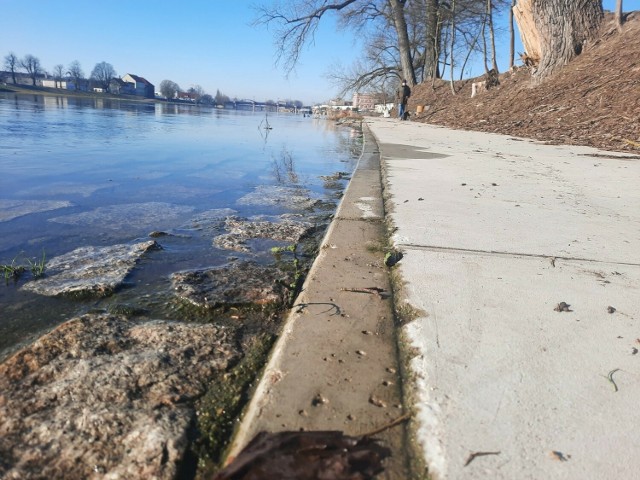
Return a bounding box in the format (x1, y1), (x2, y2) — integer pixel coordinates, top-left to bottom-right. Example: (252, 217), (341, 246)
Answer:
(396, 243), (640, 268)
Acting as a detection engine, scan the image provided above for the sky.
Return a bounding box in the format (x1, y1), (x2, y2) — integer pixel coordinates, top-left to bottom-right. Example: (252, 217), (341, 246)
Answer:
(0, 0), (623, 105)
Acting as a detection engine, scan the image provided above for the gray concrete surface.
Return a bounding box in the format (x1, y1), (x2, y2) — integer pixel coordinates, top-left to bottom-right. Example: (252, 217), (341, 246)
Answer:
(367, 117), (640, 479)
(227, 126), (412, 479)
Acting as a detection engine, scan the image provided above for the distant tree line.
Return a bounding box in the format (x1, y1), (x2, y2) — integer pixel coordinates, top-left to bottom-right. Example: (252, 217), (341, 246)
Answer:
(2, 51), (306, 106)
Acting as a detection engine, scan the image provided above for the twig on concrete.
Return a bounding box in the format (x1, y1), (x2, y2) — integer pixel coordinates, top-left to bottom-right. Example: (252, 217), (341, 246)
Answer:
(361, 413), (412, 438)
(341, 287), (389, 298)
(606, 368), (621, 392)
(464, 451), (501, 467)
(551, 450), (571, 461)
(293, 302), (342, 316)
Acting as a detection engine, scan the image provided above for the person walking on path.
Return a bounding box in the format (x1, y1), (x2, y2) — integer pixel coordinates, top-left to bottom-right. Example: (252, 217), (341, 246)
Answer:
(396, 79), (411, 120)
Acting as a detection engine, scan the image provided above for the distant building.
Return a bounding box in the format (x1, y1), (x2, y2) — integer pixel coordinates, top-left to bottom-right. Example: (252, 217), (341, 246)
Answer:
(352, 92), (382, 112)
(42, 79), (71, 89)
(110, 78), (135, 95)
(176, 91), (199, 102)
(121, 73), (155, 99)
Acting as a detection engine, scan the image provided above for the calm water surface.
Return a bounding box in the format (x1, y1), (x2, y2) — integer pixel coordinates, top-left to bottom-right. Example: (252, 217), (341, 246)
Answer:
(0, 93), (361, 358)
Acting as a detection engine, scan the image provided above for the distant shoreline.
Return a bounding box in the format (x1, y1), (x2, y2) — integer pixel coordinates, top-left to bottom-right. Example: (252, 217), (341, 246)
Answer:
(0, 83), (159, 104)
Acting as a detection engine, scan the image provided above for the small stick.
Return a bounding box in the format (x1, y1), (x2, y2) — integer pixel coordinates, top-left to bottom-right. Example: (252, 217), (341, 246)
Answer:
(607, 368), (621, 392)
(361, 413), (412, 438)
(341, 287), (388, 297)
(464, 451), (501, 467)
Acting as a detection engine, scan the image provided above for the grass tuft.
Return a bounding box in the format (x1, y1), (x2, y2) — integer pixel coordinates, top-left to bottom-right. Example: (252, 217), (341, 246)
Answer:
(1, 250), (47, 284)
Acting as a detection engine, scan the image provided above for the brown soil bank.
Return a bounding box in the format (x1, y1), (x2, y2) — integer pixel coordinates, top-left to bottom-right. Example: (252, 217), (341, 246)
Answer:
(409, 12), (640, 153)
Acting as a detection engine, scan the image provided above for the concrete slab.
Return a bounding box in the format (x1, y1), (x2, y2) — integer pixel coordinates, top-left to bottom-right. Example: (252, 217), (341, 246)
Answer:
(367, 117), (640, 479)
(227, 126), (412, 478)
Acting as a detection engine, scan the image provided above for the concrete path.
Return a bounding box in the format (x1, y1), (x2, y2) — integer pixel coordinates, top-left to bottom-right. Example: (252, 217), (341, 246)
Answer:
(227, 126), (412, 478)
(366, 117), (640, 479)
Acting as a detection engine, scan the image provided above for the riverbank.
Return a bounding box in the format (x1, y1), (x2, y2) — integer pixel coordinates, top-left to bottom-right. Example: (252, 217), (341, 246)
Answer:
(0, 83), (158, 103)
(0, 94), (366, 478)
(224, 123), (414, 479)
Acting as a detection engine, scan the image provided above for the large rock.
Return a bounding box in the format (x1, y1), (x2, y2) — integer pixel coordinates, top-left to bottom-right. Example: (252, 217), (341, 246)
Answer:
(0, 313), (240, 480)
(171, 261), (292, 309)
(21, 241), (160, 297)
(213, 216), (316, 253)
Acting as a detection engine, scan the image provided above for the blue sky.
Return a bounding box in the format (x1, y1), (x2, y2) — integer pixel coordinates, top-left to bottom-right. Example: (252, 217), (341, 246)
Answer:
(0, 1), (622, 104)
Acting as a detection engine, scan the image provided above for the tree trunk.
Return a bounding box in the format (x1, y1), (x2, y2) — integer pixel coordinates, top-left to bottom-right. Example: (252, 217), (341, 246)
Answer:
(424, 0), (440, 80)
(616, 0), (624, 30)
(487, 0), (499, 72)
(482, 18), (489, 73)
(509, 0), (515, 69)
(389, 0), (417, 86)
(449, 0), (456, 95)
(514, 0), (603, 80)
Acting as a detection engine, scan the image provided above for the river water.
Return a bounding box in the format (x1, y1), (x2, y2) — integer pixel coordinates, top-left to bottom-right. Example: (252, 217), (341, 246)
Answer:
(0, 93), (361, 359)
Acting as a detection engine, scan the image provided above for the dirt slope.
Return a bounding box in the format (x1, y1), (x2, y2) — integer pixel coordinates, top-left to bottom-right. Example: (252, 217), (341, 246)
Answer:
(409, 12), (640, 153)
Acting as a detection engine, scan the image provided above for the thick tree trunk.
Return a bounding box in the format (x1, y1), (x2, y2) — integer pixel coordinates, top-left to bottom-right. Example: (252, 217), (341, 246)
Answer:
(389, 0), (417, 86)
(514, 0), (603, 80)
(424, 0), (440, 80)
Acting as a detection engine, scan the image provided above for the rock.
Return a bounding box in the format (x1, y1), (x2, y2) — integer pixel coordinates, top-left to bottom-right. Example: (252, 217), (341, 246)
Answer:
(237, 185), (320, 210)
(213, 216), (316, 253)
(21, 241), (160, 298)
(554, 302), (572, 312)
(320, 172), (350, 190)
(171, 261), (292, 309)
(182, 209), (237, 233)
(0, 313), (240, 480)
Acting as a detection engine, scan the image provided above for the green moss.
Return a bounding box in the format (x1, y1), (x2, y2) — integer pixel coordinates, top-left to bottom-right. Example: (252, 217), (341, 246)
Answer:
(194, 332), (276, 476)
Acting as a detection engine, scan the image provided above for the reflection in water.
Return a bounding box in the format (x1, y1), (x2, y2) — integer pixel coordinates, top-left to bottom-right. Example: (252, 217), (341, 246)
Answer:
(271, 147), (299, 185)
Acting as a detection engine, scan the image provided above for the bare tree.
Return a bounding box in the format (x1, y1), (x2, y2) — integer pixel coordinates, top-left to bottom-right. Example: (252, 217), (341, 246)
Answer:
(188, 84), (206, 103)
(389, 0), (416, 85)
(514, 0), (603, 80)
(4, 52), (19, 84)
(254, 1), (358, 73)
(215, 89), (230, 105)
(20, 54), (42, 86)
(486, 0), (499, 72)
(159, 79), (180, 100)
(67, 60), (84, 89)
(254, 0), (416, 85)
(52, 64), (65, 88)
(90, 61), (117, 92)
